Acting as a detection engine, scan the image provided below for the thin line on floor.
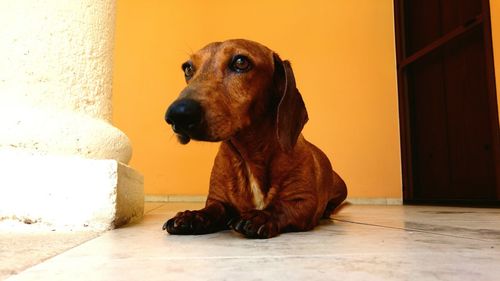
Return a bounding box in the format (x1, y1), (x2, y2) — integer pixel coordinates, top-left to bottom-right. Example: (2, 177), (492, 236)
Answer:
(144, 204), (168, 215)
(105, 253), (377, 261)
(332, 219), (492, 242)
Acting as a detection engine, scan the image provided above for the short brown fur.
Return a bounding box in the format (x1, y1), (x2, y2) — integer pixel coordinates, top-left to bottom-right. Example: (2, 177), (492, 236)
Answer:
(163, 39), (347, 238)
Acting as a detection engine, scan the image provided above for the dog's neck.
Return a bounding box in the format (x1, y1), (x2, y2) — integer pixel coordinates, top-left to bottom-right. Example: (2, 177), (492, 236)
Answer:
(226, 120), (278, 197)
(227, 92), (283, 165)
(227, 116), (279, 167)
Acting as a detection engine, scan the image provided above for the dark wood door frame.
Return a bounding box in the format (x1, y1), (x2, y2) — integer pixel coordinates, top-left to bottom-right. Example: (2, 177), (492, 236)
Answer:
(394, 0), (500, 204)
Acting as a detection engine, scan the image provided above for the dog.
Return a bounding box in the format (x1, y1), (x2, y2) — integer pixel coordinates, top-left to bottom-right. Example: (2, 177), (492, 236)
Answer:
(162, 39), (347, 238)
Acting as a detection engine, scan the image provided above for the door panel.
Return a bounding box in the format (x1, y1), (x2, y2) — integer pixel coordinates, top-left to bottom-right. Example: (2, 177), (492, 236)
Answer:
(407, 52), (450, 199)
(394, 0), (500, 204)
(443, 29), (496, 199)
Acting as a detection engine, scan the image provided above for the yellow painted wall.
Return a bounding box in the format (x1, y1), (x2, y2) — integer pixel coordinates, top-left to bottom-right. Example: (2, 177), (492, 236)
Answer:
(113, 0), (402, 198)
(490, 1), (500, 121)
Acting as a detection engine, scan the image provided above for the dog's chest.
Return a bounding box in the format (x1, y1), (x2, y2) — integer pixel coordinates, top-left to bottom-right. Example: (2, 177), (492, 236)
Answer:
(246, 167), (266, 210)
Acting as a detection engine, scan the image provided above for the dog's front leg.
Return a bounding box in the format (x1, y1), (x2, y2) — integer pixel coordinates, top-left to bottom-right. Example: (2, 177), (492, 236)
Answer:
(163, 200), (230, 235)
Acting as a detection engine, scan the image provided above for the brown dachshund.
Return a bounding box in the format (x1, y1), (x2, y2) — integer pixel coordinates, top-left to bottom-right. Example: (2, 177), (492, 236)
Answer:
(163, 39), (347, 238)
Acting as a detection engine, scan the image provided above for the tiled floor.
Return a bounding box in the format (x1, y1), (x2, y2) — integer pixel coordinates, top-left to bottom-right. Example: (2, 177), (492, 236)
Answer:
(0, 221), (100, 280)
(5, 203), (500, 281)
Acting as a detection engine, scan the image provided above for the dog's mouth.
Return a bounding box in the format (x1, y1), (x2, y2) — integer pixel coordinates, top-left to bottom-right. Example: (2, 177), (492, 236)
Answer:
(171, 123), (216, 144)
(170, 124), (224, 144)
(175, 132), (191, 144)
(170, 124), (192, 144)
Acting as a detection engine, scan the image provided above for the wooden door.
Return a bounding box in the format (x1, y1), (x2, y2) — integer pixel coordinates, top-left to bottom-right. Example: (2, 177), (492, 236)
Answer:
(394, 0), (500, 204)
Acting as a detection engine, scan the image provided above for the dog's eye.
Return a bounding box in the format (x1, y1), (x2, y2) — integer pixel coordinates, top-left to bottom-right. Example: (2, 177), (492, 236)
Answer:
(182, 62), (195, 80)
(230, 55), (251, 73)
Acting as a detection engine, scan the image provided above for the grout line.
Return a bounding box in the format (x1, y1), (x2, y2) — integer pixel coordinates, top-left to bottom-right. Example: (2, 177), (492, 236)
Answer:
(144, 203), (167, 215)
(131, 254), (364, 261)
(332, 219), (493, 242)
(145, 195), (207, 203)
(145, 196), (403, 205)
(346, 198), (403, 205)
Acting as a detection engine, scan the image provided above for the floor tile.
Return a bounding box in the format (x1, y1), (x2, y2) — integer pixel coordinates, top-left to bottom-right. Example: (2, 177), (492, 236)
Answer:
(6, 204), (500, 281)
(335, 205), (500, 241)
(0, 224), (99, 280)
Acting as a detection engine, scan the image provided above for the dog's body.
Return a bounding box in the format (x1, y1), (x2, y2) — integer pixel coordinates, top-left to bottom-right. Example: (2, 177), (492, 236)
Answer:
(163, 39), (347, 238)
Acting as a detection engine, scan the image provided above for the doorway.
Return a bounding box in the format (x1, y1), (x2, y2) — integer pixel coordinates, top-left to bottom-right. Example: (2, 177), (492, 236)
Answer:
(394, 0), (500, 204)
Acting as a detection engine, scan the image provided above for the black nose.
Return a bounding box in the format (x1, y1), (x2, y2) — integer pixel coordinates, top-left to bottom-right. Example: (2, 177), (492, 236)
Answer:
(165, 99), (203, 134)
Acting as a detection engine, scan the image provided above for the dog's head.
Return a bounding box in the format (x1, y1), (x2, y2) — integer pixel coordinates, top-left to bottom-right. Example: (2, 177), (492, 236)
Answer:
(165, 39), (308, 151)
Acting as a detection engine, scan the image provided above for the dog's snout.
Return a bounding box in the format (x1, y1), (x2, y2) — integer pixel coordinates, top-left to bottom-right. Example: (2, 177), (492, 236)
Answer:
(165, 99), (203, 133)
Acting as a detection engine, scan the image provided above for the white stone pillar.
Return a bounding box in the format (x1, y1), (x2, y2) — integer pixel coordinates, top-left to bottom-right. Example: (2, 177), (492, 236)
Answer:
(0, 0), (144, 230)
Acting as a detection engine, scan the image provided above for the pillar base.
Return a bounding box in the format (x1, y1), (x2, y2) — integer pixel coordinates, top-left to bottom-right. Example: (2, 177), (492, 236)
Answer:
(0, 100), (132, 164)
(0, 149), (144, 231)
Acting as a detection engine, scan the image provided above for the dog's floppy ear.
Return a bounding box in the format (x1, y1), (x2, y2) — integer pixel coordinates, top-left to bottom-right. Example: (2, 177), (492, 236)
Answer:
(273, 53), (309, 152)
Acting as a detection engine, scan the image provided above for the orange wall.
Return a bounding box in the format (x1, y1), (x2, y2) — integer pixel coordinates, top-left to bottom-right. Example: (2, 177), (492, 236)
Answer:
(490, 1), (500, 120)
(113, 0), (402, 198)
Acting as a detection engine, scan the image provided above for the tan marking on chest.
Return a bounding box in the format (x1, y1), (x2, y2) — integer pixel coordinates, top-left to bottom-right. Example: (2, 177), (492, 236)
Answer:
(246, 167), (266, 210)
(312, 152), (321, 183)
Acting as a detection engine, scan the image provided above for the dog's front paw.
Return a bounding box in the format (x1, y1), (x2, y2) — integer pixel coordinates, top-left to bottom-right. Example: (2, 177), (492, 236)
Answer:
(162, 210), (213, 235)
(232, 210), (279, 239)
